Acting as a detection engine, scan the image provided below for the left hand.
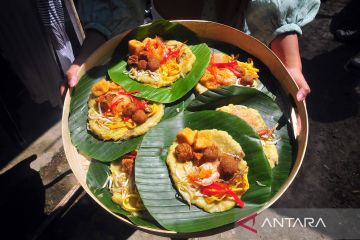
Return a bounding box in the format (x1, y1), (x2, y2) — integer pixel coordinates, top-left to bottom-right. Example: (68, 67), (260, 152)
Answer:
(287, 67), (311, 102)
(271, 33), (310, 102)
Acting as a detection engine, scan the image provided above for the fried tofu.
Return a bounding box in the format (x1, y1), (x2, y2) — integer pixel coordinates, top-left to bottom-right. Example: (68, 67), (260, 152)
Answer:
(176, 128), (197, 145)
(193, 131), (213, 150)
(128, 39), (144, 55)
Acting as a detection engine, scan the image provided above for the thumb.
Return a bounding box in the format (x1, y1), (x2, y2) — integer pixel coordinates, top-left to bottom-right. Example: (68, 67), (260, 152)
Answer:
(296, 86), (311, 102)
(68, 75), (78, 87)
(296, 89), (306, 102)
(66, 64), (80, 88)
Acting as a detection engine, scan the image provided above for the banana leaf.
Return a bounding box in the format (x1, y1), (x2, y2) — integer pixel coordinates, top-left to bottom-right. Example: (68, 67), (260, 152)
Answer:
(187, 86), (295, 196)
(69, 65), (194, 162)
(206, 47), (276, 100)
(86, 160), (162, 229)
(111, 19), (201, 57)
(108, 44), (210, 103)
(108, 20), (211, 103)
(135, 111), (273, 232)
(204, 40), (280, 100)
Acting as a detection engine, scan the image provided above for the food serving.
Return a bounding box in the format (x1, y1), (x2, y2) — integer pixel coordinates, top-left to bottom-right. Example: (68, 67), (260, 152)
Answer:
(87, 79), (164, 141)
(166, 128), (249, 213)
(126, 37), (196, 88)
(196, 53), (259, 93)
(66, 20), (302, 234)
(109, 150), (144, 213)
(217, 104), (278, 168)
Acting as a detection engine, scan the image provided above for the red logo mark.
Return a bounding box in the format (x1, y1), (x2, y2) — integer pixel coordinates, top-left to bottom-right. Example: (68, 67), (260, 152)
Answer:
(237, 213), (258, 233)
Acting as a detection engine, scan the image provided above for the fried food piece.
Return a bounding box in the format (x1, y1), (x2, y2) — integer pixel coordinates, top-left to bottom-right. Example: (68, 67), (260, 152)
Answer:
(176, 128), (197, 145)
(147, 57), (161, 71)
(123, 102), (138, 117)
(233, 64), (245, 75)
(138, 60), (148, 70)
(109, 82), (123, 91)
(91, 79), (110, 97)
(192, 151), (203, 166)
(98, 101), (109, 113)
(128, 39), (144, 55)
(128, 55), (139, 65)
(201, 145), (219, 163)
(132, 109), (148, 124)
(138, 51), (148, 61)
(240, 76), (254, 86)
(175, 143), (193, 162)
(121, 157), (134, 176)
(218, 154), (239, 180)
(193, 131), (212, 150)
(114, 95), (132, 114)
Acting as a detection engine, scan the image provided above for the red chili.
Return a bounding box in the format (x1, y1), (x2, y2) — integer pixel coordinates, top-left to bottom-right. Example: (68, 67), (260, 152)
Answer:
(109, 99), (124, 115)
(117, 90), (145, 110)
(126, 154), (137, 159)
(123, 116), (131, 122)
(211, 61), (237, 68)
(227, 68), (242, 77)
(161, 43), (186, 64)
(209, 60), (242, 77)
(257, 129), (270, 137)
(125, 150), (137, 159)
(200, 182), (244, 208)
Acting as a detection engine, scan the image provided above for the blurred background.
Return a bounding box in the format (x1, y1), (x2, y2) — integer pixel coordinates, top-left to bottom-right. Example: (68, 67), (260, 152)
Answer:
(0, 0), (359, 239)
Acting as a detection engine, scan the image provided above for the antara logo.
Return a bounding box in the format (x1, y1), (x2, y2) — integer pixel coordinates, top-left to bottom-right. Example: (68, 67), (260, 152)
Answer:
(261, 217), (327, 228)
(237, 214), (327, 234)
(237, 213), (258, 233)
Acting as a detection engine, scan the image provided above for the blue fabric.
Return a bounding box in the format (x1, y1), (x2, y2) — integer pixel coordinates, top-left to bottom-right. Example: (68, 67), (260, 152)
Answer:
(78, 0), (320, 44)
(245, 0), (320, 45)
(78, 0), (146, 39)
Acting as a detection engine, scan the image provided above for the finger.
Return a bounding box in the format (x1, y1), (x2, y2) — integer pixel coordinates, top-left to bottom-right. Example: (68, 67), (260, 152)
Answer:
(66, 64), (80, 87)
(60, 82), (67, 96)
(68, 75), (78, 88)
(296, 113), (302, 137)
(296, 88), (306, 102)
(296, 85), (311, 101)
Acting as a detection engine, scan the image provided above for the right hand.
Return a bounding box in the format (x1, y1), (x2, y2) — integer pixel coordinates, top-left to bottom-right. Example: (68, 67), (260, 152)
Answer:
(60, 63), (80, 96)
(60, 30), (107, 96)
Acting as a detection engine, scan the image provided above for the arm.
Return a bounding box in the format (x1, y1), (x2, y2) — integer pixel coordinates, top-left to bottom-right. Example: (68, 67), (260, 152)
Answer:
(61, 0), (145, 95)
(65, 30), (106, 88)
(271, 33), (310, 101)
(245, 0), (320, 101)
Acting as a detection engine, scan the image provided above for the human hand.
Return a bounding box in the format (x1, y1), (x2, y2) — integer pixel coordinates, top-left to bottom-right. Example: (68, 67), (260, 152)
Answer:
(60, 30), (107, 96)
(60, 64), (80, 96)
(271, 33), (310, 102)
(287, 67), (311, 102)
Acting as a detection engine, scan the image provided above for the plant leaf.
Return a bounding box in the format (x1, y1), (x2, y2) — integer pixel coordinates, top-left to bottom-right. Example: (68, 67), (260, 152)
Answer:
(187, 86), (294, 197)
(135, 111), (272, 232)
(108, 44), (210, 103)
(68, 65), (193, 162)
(86, 160), (162, 229)
(69, 66), (143, 162)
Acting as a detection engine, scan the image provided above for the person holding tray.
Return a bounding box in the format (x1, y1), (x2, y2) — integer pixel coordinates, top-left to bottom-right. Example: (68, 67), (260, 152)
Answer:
(64, 0), (320, 103)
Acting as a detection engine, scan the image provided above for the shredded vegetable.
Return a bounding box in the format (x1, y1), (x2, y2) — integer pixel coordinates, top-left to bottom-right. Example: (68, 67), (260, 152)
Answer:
(200, 182), (245, 208)
(109, 156), (144, 213)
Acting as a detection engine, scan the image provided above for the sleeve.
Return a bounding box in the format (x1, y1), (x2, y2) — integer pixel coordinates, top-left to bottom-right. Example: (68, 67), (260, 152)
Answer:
(78, 0), (146, 39)
(244, 0), (320, 45)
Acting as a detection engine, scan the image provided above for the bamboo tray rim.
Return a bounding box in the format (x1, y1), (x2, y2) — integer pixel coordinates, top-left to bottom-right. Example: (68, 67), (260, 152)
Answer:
(62, 20), (308, 237)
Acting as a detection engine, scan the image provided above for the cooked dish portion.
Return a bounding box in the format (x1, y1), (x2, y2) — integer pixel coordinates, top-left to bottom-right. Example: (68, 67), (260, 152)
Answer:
(166, 128), (249, 213)
(127, 37), (196, 87)
(217, 104), (278, 168)
(196, 53), (259, 93)
(109, 150), (144, 213)
(87, 80), (164, 141)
